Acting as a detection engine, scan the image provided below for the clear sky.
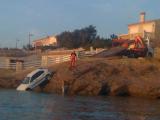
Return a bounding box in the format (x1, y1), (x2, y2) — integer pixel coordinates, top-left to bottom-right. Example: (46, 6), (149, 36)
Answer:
(0, 0), (159, 48)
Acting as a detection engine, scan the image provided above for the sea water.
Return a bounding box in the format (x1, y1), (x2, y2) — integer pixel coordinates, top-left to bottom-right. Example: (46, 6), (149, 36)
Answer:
(0, 89), (160, 120)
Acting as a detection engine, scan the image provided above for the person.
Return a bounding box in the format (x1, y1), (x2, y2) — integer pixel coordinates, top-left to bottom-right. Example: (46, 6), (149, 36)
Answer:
(69, 51), (77, 70)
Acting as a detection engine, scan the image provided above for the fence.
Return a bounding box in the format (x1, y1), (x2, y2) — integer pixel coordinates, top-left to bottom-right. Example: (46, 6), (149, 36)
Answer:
(0, 55), (71, 72)
(0, 49), (104, 71)
(0, 62), (17, 69)
(23, 60), (42, 69)
(0, 57), (16, 69)
(41, 55), (70, 67)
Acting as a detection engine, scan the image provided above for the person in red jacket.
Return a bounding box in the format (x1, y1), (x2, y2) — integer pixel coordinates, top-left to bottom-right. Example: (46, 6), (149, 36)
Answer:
(70, 51), (77, 69)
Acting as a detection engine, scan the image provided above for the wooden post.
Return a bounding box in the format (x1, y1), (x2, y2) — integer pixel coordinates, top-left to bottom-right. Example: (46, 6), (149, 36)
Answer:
(5, 58), (10, 69)
(90, 46), (93, 52)
(16, 61), (23, 72)
(41, 56), (48, 67)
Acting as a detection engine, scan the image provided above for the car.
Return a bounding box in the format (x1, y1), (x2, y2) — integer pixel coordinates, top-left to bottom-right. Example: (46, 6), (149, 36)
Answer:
(17, 68), (53, 91)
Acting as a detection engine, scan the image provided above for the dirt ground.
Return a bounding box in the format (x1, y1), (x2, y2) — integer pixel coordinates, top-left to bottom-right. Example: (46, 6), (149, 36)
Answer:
(40, 57), (160, 98)
(1, 54), (160, 98)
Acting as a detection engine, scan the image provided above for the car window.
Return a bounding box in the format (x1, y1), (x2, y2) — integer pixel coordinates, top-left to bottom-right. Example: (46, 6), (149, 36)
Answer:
(30, 71), (44, 82)
(22, 77), (30, 84)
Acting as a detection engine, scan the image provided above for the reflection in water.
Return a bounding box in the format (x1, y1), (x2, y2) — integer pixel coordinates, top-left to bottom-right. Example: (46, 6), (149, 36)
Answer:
(0, 90), (160, 120)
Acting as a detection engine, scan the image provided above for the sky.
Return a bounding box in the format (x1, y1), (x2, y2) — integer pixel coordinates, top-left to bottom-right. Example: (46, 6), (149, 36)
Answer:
(0, 0), (160, 48)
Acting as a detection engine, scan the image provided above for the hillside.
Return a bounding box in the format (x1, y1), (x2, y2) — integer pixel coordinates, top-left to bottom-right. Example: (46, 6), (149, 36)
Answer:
(40, 57), (160, 98)
(1, 55), (160, 98)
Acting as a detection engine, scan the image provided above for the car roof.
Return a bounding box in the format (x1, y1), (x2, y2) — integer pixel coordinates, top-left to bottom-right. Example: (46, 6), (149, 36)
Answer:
(27, 68), (48, 77)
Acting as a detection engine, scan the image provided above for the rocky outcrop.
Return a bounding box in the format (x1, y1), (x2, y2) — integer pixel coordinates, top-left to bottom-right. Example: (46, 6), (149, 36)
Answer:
(0, 69), (33, 89)
(0, 78), (17, 88)
(1, 58), (160, 99)
(40, 58), (160, 98)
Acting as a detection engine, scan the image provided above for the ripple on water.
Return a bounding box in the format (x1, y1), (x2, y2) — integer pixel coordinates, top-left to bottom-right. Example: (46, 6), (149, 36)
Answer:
(0, 89), (160, 120)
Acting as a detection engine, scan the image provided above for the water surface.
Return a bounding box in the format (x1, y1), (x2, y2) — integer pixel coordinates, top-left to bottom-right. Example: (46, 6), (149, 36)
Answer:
(0, 89), (160, 120)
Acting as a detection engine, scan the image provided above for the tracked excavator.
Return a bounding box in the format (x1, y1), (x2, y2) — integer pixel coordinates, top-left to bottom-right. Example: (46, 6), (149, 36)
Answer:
(113, 36), (154, 58)
(94, 36), (154, 58)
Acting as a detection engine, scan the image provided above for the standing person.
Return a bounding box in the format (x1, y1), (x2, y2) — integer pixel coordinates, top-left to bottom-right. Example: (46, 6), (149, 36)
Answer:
(70, 51), (77, 70)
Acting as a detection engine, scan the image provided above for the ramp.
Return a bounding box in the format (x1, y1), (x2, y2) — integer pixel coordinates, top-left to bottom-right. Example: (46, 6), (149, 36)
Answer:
(94, 47), (126, 58)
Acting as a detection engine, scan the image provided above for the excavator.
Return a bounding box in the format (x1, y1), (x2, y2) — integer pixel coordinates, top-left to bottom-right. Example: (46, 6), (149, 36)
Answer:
(94, 36), (154, 58)
(113, 36), (154, 58)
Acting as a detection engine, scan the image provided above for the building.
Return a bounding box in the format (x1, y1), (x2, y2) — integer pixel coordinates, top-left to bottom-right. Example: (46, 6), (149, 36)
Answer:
(32, 36), (57, 48)
(119, 12), (160, 46)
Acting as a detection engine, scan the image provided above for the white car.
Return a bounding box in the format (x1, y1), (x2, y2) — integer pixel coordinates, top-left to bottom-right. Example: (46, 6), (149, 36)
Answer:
(17, 68), (53, 91)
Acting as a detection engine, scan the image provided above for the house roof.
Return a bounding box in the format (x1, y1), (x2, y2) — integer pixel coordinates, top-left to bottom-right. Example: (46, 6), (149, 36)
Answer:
(33, 36), (56, 42)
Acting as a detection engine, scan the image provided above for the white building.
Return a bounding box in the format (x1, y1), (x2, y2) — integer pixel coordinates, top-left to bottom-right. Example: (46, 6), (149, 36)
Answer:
(32, 36), (57, 48)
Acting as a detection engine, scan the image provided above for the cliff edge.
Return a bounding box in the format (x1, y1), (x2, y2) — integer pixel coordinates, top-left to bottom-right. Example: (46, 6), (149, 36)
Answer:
(42, 58), (160, 98)
(1, 58), (160, 98)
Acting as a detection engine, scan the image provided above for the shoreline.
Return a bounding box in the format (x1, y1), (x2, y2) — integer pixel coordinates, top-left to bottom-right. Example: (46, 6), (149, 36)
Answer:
(0, 57), (160, 99)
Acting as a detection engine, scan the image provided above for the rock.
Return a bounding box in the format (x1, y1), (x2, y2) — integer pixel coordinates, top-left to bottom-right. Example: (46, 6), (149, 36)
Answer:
(98, 83), (110, 95)
(1, 57), (160, 99)
(67, 79), (101, 96)
(41, 58), (160, 98)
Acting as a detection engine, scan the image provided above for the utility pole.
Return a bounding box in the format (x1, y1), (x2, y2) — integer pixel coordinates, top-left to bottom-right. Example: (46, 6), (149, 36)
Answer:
(16, 39), (20, 49)
(29, 33), (33, 50)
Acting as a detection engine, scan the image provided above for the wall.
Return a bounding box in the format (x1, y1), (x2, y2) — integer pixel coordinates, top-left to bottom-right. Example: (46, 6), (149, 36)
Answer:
(128, 25), (139, 34)
(32, 36), (57, 48)
(154, 20), (160, 47)
(119, 33), (143, 40)
(42, 36), (57, 46)
(128, 22), (155, 34)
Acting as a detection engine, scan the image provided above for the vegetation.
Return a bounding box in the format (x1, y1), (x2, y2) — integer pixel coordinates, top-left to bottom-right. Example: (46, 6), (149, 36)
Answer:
(21, 25), (113, 51)
(56, 25), (112, 49)
(22, 44), (34, 50)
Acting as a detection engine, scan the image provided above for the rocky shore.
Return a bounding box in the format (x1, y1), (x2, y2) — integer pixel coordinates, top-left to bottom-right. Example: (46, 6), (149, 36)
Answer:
(1, 57), (160, 99)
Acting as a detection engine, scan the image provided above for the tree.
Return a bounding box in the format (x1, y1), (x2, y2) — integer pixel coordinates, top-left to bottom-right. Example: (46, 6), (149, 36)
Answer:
(23, 44), (33, 50)
(92, 36), (112, 48)
(57, 25), (97, 49)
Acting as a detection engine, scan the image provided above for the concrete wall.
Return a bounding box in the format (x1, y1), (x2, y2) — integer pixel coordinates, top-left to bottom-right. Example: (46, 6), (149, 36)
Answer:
(128, 25), (139, 34)
(119, 21), (156, 40)
(154, 20), (160, 47)
(119, 33), (143, 40)
(32, 36), (57, 48)
(128, 22), (155, 34)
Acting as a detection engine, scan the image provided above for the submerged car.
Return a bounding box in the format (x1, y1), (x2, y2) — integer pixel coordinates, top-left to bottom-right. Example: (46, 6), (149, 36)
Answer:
(17, 68), (53, 91)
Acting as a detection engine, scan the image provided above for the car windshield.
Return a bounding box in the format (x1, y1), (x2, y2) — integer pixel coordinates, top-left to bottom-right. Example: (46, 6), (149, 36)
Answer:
(22, 77), (30, 84)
